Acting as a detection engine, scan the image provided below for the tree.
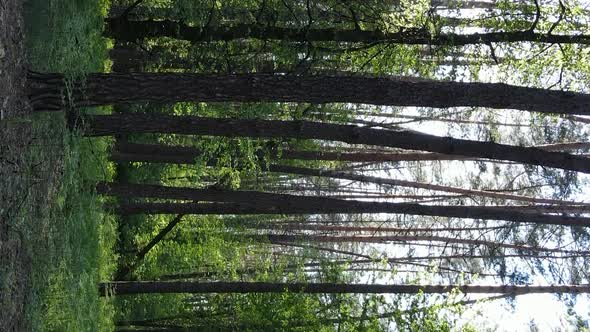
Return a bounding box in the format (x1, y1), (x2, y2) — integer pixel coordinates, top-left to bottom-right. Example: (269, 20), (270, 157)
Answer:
(103, 18), (590, 46)
(97, 182), (590, 226)
(267, 164), (590, 206)
(87, 114), (590, 173)
(99, 281), (590, 296)
(110, 141), (475, 163)
(29, 73), (590, 115)
(255, 234), (588, 255)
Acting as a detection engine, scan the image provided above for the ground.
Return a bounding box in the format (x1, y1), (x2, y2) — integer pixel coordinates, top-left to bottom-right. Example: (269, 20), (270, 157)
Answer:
(0, 0), (31, 330)
(1, 0), (116, 330)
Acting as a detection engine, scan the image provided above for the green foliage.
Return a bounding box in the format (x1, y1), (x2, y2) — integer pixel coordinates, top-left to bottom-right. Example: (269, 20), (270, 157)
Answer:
(36, 0), (589, 329)
(391, 291), (476, 332)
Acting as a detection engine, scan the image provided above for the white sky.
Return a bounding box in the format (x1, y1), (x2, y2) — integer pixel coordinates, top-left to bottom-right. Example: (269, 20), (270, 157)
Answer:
(376, 108), (590, 331)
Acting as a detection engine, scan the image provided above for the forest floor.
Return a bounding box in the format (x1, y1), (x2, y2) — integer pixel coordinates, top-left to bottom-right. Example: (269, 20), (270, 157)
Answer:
(0, 0), (32, 330)
(1, 0), (117, 330)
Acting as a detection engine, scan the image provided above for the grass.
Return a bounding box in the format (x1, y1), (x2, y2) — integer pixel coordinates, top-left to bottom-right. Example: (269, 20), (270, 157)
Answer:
(6, 0), (118, 330)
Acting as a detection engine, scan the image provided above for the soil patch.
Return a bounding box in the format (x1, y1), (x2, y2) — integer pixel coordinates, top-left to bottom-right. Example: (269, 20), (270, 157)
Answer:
(0, 0), (31, 330)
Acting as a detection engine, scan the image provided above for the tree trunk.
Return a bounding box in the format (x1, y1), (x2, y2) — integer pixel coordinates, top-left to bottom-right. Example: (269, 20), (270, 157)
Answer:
(117, 200), (590, 225)
(110, 142), (473, 163)
(99, 281), (590, 296)
(115, 214), (184, 280)
(258, 223), (509, 233)
(29, 73), (590, 115)
(268, 164), (590, 205)
(258, 234), (587, 255)
(110, 141), (590, 169)
(98, 183), (590, 226)
(103, 18), (590, 46)
(281, 150), (473, 162)
(87, 115), (590, 173)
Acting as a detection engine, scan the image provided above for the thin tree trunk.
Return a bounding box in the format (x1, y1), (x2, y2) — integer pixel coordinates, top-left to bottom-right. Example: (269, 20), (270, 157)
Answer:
(98, 184), (590, 226)
(115, 214), (184, 280)
(281, 150), (473, 162)
(29, 73), (590, 115)
(99, 281), (590, 296)
(159, 251), (581, 281)
(110, 141), (473, 163)
(103, 18), (590, 46)
(260, 224), (510, 233)
(268, 164), (590, 205)
(258, 234), (587, 255)
(115, 201), (590, 226)
(283, 141), (590, 160)
(110, 140), (590, 167)
(86, 115), (590, 173)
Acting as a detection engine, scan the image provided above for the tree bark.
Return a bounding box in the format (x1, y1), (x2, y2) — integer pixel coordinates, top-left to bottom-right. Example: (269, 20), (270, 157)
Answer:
(109, 141), (590, 173)
(29, 73), (590, 115)
(110, 142), (472, 163)
(281, 150), (473, 162)
(98, 183), (590, 226)
(258, 234), (587, 255)
(99, 281), (590, 296)
(103, 18), (590, 46)
(87, 115), (590, 173)
(268, 164), (590, 205)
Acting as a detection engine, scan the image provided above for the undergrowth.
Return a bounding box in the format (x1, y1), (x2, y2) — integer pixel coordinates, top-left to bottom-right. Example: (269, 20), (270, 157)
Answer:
(14, 0), (118, 330)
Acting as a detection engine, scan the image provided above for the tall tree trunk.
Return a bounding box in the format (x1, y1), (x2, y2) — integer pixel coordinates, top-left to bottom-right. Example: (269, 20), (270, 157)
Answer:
(280, 141), (590, 161)
(258, 223), (514, 233)
(99, 281), (590, 296)
(258, 234), (587, 255)
(87, 115), (590, 173)
(29, 73), (590, 115)
(110, 141), (590, 166)
(110, 141), (474, 163)
(281, 150), (472, 162)
(103, 18), (590, 46)
(97, 183), (590, 226)
(268, 164), (590, 205)
(157, 252), (580, 281)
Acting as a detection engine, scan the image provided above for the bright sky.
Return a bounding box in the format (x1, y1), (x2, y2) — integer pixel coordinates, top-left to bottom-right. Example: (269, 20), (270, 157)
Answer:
(391, 108), (590, 331)
(303, 1), (590, 328)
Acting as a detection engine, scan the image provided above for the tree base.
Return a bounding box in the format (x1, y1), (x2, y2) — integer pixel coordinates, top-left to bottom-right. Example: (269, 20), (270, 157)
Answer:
(27, 71), (67, 112)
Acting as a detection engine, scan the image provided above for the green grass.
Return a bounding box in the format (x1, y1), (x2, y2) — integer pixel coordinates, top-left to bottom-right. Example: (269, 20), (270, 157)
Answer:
(14, 0), (117, 330)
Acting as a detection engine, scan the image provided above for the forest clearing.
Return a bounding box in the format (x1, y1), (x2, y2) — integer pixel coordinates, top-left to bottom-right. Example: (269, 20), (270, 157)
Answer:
(1, 0), (590, 330)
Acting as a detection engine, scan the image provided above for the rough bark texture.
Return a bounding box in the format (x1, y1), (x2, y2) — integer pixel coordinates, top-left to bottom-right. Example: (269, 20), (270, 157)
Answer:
(104, 18), (590, 46)
(29, 73), (590, 115)
(99, 183), (590, 226)
(99, 281), (590, 296)
(27, 72), (68, 112)
(87, 114), (590, 173)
